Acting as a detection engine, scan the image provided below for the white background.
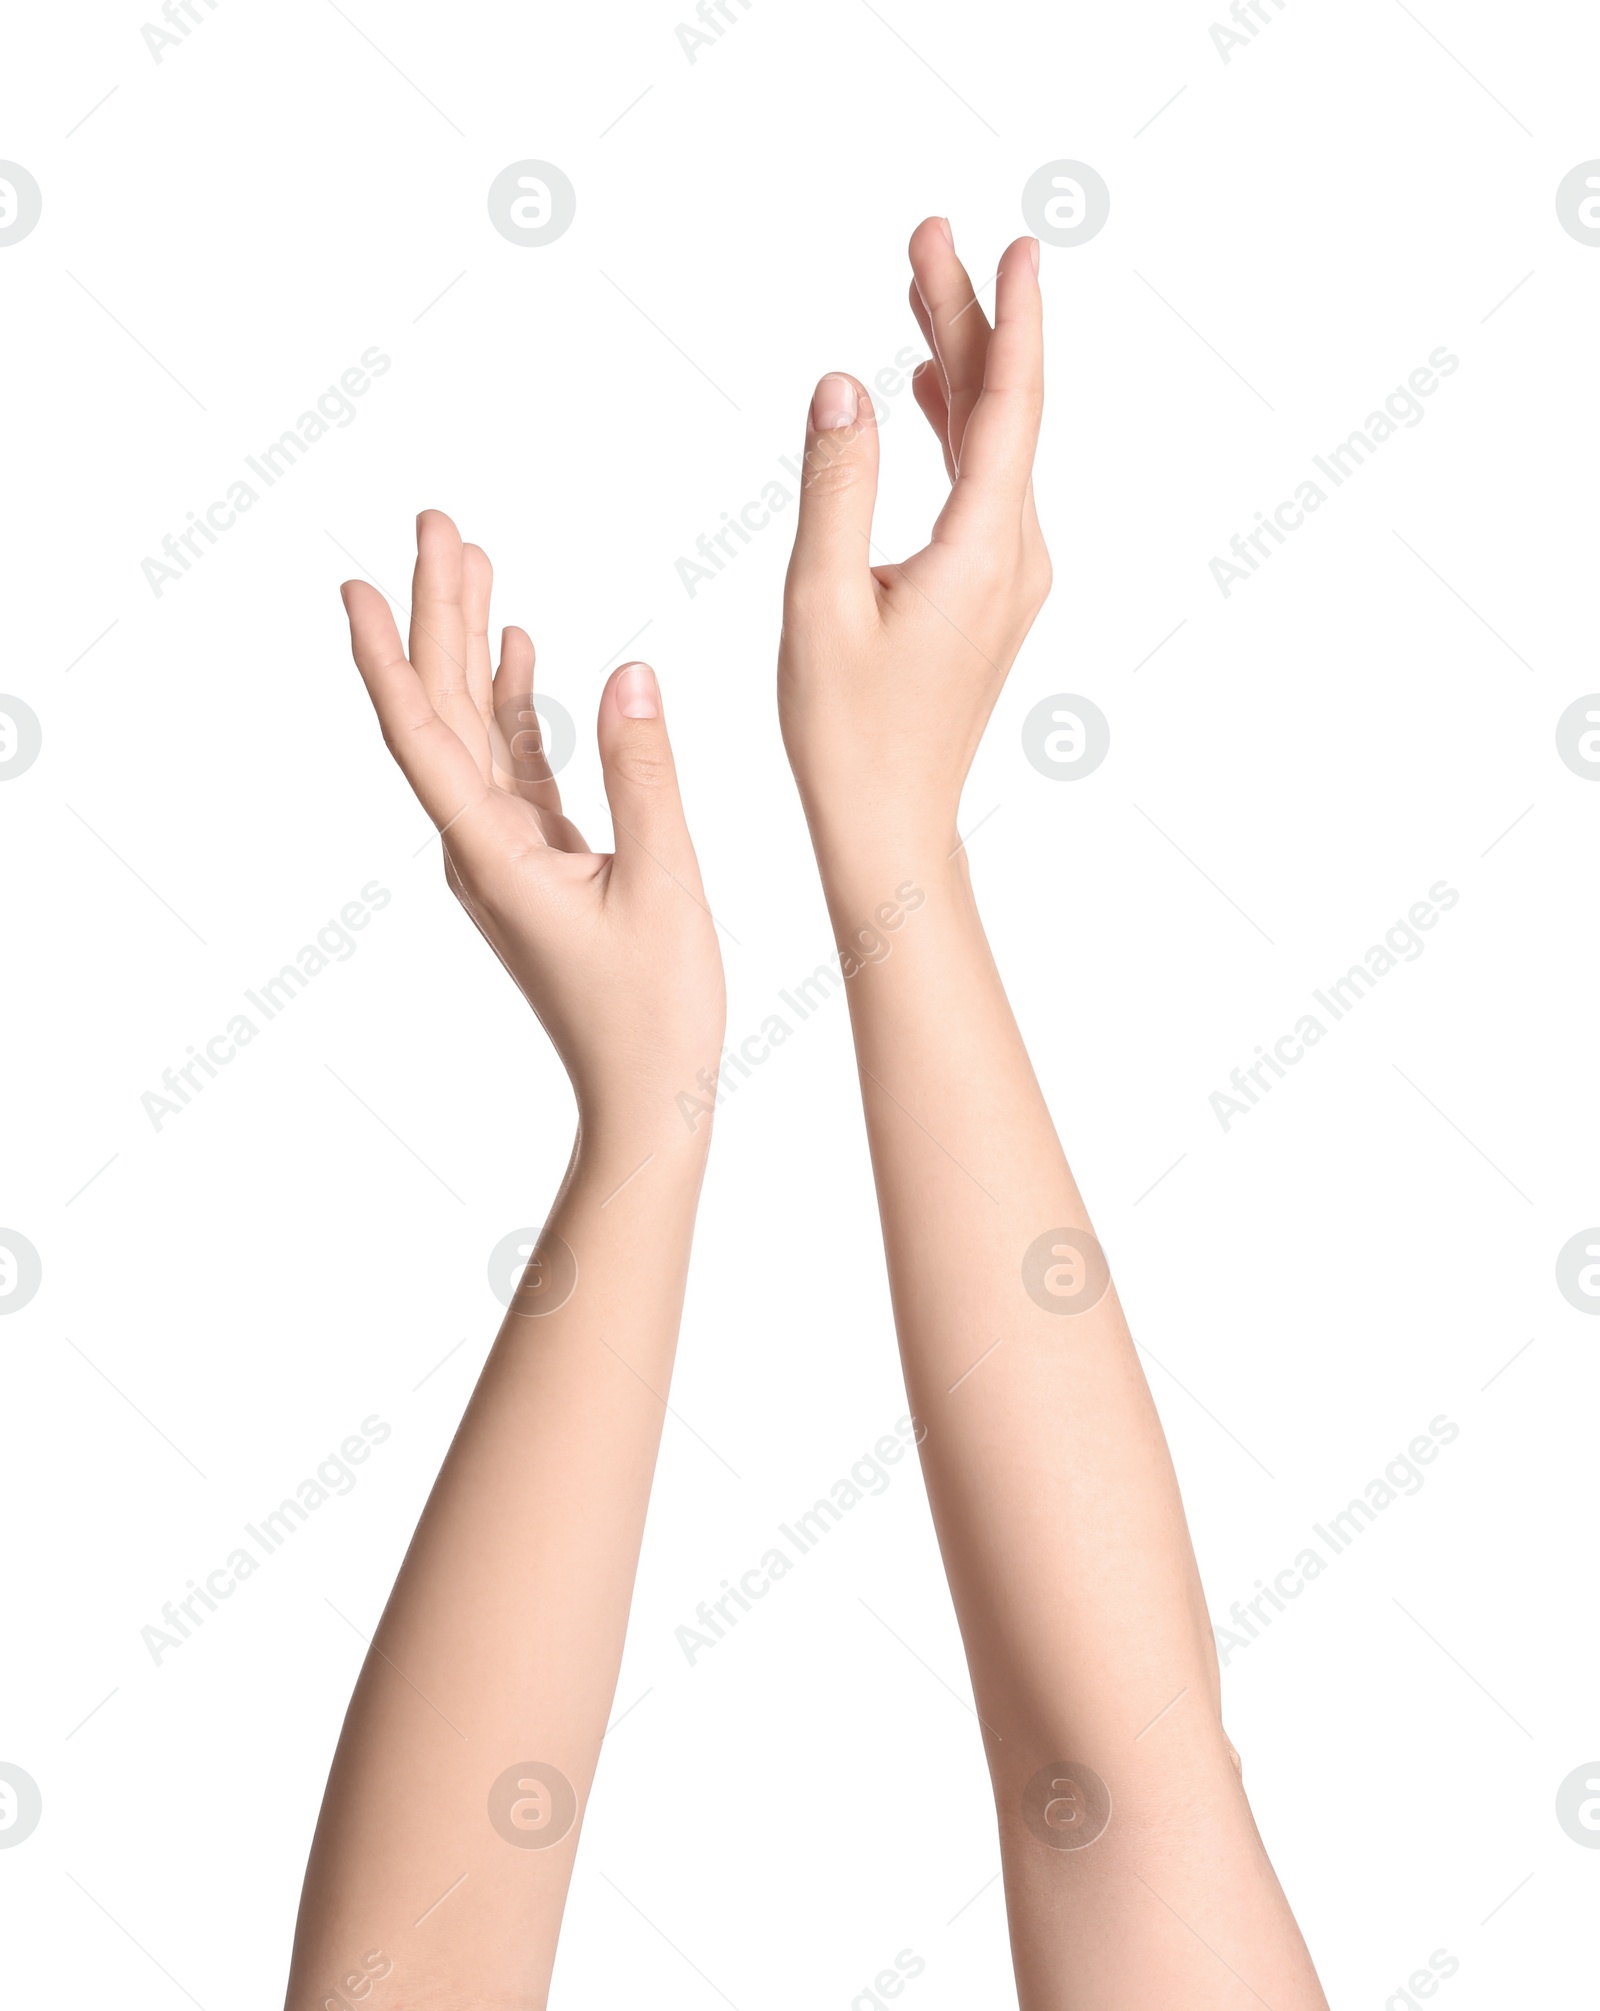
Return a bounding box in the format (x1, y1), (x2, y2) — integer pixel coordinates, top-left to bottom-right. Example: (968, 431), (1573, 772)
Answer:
(2, 0), (1597, 2004)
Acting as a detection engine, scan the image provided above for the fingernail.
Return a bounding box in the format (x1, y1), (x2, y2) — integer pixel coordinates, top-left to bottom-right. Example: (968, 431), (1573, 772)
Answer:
(811, 374), (858, 432)
(937, 216), (953, 246)
(617, 661), (659, 719)
(1028, 237), (1040, 274)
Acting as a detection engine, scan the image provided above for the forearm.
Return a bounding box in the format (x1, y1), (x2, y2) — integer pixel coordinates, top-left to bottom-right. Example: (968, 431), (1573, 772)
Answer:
(818, 836), (1324, 2007)
(285, 1116), (710, 2011)
(779, 217), (1322, 2007)
(818, 835), (1214, 1737)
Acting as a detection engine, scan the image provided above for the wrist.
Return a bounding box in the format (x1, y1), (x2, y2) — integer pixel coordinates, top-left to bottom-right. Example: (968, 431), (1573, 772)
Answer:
(809, 823), (971, 923)
(803, 799), (953, 891)
(574, 1074), (718, 1179)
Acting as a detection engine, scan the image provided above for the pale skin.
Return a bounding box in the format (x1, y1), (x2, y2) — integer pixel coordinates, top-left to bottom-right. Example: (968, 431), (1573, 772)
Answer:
(779, 220), (1328, 2008)
(286, 222), (1326, 2010)
(285, 519), (724, 2010)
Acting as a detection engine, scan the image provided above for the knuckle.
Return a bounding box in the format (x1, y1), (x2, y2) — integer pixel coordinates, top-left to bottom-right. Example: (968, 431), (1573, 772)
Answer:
(799, 430), (872, 497)
(783, 573), (871, 643)
(800, 458), (868, 505)
(782, 569), (836, 621)
(615, 742), (673, 791)
(963, 545), (1010, 594)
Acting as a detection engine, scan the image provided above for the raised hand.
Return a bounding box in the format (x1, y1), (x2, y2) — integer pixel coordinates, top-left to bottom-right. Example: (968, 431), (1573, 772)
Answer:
(779, 224), (1050, 871)
(290, 512), (725, 2011)
(773, 228), (1329, 2010)
(342, 509), (724, 1142)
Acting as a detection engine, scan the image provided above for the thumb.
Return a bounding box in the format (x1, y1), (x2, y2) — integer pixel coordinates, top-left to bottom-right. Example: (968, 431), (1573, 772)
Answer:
(597, 662), (699, 888)
(785, 373), (880, 609)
